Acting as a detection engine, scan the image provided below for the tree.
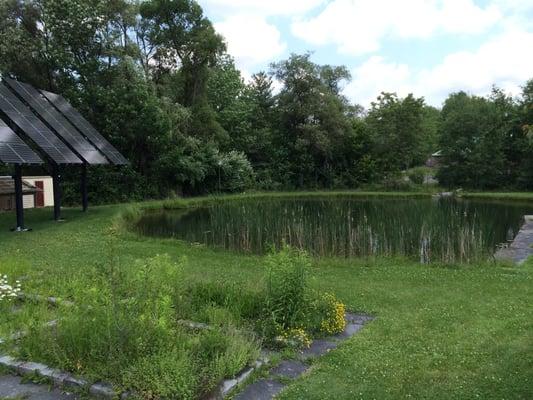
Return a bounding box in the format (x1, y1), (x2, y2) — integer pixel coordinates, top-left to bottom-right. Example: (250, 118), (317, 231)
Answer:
(366, 92), (427, 177)
(271, 53), (354, 188)
(517, 79), (533, 189)
(140, 0), (225, 107)
(437, 92), (506, 189)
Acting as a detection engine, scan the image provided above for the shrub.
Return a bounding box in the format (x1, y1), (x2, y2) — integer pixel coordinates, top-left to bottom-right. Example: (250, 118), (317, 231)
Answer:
(317, 293), (346, 335)
(264, 245), (310, 331)
(408, 168), (425, 185)
(261, 246), (347, 347)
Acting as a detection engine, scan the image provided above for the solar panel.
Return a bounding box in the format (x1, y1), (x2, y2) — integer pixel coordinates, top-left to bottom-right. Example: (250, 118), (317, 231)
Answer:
(3, 78), (108, 165)
(0, 119), (43, 164)
(0, 85), (82, 164)
(39, 90), (128, 165)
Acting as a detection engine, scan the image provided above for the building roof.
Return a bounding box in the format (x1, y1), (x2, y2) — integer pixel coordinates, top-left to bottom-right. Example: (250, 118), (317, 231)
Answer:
(0, 176), (41, 195)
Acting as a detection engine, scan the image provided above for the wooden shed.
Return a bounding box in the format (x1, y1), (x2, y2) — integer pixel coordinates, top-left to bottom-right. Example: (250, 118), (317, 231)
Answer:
(0, 176), (46, 211)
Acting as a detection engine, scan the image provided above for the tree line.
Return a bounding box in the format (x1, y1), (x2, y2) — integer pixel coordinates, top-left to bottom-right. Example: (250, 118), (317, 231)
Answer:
(0, 0), (532, 203)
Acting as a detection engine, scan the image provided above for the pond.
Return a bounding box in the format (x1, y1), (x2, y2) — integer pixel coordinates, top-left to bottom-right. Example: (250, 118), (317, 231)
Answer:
(136, 196), (533, 263)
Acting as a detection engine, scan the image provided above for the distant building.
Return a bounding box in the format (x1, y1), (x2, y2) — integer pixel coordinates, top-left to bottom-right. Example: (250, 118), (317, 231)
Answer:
(0, 176), (53, 211)
(425, 150), (443, 168)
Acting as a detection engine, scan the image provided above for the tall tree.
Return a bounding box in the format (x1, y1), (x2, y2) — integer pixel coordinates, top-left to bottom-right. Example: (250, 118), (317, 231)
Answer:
(366, 92), (427, 175)
(140, 0), (225, 107)
(437, 92), (506, 189)
(272, 53), (353, 187)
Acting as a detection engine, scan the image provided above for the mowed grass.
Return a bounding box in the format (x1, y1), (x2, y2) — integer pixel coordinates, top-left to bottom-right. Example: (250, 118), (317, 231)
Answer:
(0, 194), (532, 399)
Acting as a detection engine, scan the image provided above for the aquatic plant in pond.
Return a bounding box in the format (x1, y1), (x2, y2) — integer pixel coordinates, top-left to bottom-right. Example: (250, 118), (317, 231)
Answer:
(136, 197), (533, 262)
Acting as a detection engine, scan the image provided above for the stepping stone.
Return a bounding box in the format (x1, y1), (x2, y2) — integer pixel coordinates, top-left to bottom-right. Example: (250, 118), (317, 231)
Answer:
(270, 360), (309, 379)
(0, 374), (78, 400)
(345, 313), (374, 325)
(299, 339), (338, 360)
(234, 379), (285, 400)
(336, 323), (364, 339)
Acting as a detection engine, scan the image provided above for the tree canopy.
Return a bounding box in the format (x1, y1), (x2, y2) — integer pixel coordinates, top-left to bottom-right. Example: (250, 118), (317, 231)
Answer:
(0, 0), (531, 200)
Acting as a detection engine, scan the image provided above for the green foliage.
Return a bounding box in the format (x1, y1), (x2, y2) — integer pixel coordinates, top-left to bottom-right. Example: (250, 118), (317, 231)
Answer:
(264, 245), (310, 331)
(437, 92), (506, 189)
(0, 0), (532, 199)
(16, 254), (259, 398)
(366, 93), (429, 177)
(407, 166), (433, 185)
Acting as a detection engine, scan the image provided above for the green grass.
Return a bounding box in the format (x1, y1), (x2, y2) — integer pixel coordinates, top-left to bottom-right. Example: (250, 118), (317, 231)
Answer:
(0, 192), (532, 399)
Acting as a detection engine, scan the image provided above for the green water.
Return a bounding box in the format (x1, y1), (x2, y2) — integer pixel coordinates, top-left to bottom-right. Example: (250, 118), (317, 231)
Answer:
(136, 197), (533, 262)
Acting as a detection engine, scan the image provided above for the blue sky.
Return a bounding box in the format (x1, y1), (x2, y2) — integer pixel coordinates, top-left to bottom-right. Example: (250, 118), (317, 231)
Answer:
(197, 0), (533, 108)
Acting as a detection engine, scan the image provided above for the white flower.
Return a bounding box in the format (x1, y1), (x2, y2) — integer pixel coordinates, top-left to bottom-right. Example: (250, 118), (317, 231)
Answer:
(0, 274), (22, 302)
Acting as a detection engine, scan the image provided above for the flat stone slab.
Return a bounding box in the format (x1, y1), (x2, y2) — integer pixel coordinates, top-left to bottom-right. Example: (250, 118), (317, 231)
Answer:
(345, 313), (374, 325)
(234, 379), (285, 400)
(270, 360), (309, 379)
(495, 220), (533, 265)
(336, 323), (364, 339)
(0, 374), (78, 400)
(299, 339), (338, 360)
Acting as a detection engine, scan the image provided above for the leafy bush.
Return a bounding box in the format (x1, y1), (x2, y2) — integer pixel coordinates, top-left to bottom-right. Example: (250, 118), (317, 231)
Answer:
(381, 173), (413, 191)
(316, 293), (346, 335)
(407, 168), (425, 185)
(264, 245), (310, 331)
(261, 246), (346, 347)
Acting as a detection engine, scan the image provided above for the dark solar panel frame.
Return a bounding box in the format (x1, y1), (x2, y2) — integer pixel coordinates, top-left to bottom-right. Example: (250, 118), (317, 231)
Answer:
(3, 78), (108, 165)
(0, 120), (43, 165)
(40, 90), (128, 165)
(0, 85), (82, 164)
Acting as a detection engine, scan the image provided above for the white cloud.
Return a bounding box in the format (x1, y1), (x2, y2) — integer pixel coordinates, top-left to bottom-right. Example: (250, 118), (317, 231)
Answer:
(200, 0), (325, 17)
(292, 0), (501, 55)
(344, 56), (412, 106)
(215, 15), (286, 71)
(344, 30), (533, 107)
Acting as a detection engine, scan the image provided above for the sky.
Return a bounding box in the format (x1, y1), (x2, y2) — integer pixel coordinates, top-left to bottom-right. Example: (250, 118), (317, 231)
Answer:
(197, 0), (533, 108)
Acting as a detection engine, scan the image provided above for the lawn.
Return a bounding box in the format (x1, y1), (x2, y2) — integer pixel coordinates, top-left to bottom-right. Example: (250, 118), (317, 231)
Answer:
(0, 193), (532, 399)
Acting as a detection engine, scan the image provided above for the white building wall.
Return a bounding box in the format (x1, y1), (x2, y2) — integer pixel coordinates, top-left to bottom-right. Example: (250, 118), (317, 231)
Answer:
(23, 176), (54, 207)
(23, 194), (35, 209)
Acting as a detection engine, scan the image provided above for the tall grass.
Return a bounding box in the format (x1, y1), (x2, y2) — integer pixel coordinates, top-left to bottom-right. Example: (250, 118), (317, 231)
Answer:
(136, 197), (532, 263)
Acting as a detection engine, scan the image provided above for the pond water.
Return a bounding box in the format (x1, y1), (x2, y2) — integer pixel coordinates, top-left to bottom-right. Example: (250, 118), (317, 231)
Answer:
(136, 197), (533, 262)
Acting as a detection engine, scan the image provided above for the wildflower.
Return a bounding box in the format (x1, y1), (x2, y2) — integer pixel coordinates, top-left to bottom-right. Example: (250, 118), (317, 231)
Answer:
(0, 275), (22, 302)
(320, 293), (346, 335)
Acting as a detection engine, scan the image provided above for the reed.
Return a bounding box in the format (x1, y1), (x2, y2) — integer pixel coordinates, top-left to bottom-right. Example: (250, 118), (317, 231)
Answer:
(135, 197), (532, 263)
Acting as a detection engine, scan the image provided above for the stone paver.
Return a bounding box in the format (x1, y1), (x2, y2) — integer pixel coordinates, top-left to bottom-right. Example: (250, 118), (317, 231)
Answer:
(495, 218), (533, 264)
(299, 339), (338, 360)
(0, 375), (78, 400)
(234, 379), (285, 400)
(232, 313), (374, 399)
(270, 360), (309, 379)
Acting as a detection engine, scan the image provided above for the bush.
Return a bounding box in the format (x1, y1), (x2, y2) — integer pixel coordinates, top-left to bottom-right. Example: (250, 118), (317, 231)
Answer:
(407, 168), (425, 185)
(261, 246), (346, 347)
(264, 245), (310, 331)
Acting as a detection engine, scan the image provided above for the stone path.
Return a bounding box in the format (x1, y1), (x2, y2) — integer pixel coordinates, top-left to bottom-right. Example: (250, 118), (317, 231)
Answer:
(495, 216), (533, 265)
(234, 313), (373, 400)
(0, 375), (78, 400)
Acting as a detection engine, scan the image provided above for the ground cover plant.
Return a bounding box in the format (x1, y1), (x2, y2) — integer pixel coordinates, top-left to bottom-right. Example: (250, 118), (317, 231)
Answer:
(0, 192), (532, 399)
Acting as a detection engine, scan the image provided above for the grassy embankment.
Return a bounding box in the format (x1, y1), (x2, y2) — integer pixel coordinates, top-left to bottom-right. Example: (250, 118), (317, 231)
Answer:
(0, 191), (532, 399)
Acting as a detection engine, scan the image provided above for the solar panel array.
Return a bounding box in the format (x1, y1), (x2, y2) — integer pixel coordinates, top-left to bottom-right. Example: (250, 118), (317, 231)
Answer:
(40, 90), (128, 165)
(0, 119), (43, 164)
(3, 78), (108, 165)
(0, 84), (82, 164)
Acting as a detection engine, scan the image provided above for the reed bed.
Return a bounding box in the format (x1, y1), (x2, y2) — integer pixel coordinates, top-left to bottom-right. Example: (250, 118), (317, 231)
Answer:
(136, 197), (531, 263)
